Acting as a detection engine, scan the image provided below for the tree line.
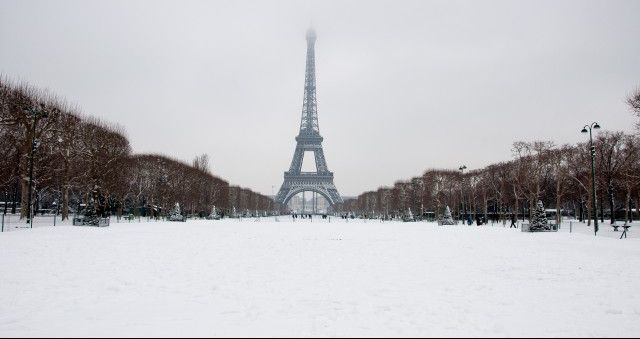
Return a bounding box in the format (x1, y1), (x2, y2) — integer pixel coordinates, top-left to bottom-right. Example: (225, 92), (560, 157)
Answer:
(341, 88), (640, 225)
(0, 77), (271, 220)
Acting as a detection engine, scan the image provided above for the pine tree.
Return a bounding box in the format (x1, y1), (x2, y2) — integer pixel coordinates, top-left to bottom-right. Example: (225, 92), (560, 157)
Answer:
(207, 205), (220, 220)
(440, 205), (455, 225)
(83, 195), (100, 226)
(531, 200), (549, 230)
(169, 202), (184, 221)
(405, 208), (414, 221)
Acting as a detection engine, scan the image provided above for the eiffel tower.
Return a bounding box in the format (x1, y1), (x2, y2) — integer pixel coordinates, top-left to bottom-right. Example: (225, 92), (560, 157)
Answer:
(275, 28), (343, 209)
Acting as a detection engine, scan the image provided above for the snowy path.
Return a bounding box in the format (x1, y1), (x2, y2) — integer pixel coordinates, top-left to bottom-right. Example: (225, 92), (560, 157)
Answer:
(1, 218), (639, 337)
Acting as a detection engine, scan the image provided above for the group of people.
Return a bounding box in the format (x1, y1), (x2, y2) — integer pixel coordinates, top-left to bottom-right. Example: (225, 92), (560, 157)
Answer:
(292, 213), (313, 220)
(471, 214), (518, 228)
(312, 212), (521, 227)
(292, 213), (329, 220)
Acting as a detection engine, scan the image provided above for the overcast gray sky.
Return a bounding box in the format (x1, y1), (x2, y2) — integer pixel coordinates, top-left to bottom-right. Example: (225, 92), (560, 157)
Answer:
(1, 0), (639, 196)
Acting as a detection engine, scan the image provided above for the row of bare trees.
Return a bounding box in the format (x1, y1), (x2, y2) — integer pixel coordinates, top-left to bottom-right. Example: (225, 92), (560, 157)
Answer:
(0, 77), (271, 220)
(341, 89), (640, 225)
(228, 185), (274, 217)
(0, 77), (132, 220)
(125, 154), (225, 217)
(127, 154), (272, 217)
(342, 135), (640, 224)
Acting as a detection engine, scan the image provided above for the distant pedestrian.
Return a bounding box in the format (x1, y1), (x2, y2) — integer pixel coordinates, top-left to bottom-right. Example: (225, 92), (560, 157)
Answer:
(510, 214), (517, 228)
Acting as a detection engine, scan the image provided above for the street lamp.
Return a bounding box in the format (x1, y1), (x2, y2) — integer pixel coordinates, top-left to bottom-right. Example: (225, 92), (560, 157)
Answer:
(24, 104), (54, 228)
(459, 165), (467, 225)
(581, 122), (601, 236)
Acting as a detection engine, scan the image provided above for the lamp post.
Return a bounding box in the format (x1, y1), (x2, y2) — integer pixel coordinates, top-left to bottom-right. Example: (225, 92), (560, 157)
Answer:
(459, 165), (467, 225)
(53, 198), (58, 226)
(24, 104), (51, 228)
(581, 122), (601, 236)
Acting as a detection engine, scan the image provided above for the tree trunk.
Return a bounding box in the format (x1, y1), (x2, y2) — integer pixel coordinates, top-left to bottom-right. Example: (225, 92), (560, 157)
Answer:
(556, 180), (562, 225)
(586, 196), (592, 226)
(62, 186), (69, 221)
(60, 157), (70, 220)
(34, 189), (40, 216)
(625, 189), (631, 224)
(18, 128), (35, 220)
(609, 192), (615, 225)
(513, 186), (519, 224)
(20, 177), (29, 219)
(608, 182), (615, 225)
(600, 191), (605, 223)
(483, 195), (488, 222)
(529, 194), (536, 221)
(11, 182), (18, 214)
(577, 200), (582, 222)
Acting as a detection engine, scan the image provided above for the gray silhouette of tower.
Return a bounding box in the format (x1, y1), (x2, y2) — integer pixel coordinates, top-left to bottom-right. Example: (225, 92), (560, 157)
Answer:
(275, 28), (343, 209)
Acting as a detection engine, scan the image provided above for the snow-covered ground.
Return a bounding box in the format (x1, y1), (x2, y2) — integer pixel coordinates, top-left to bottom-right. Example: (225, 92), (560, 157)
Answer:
(1, 217), (639, 337)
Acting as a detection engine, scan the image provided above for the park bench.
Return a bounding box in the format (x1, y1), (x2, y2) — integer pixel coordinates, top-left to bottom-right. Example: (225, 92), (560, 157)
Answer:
(611, 222), (630, 232)
(612, 222), (622, 232)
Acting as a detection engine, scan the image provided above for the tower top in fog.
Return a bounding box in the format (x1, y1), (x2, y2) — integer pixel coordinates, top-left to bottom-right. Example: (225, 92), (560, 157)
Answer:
(306, 27), (317, 43)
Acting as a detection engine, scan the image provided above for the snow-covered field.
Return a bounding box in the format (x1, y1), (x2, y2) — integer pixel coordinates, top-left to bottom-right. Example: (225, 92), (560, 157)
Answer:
(1, 217), (639, 337)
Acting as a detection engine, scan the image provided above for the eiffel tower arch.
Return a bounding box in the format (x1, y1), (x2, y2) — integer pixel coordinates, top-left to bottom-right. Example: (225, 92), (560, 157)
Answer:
(276, 28), (343, 209)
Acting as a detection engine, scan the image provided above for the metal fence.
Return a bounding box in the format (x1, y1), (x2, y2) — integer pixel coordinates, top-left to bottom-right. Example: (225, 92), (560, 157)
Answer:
(0, 213), (177, 232)
(0, 213), (69, 232)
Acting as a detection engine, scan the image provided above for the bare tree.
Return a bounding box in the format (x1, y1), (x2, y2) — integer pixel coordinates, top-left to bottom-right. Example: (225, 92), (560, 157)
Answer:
(628, 87), (640, 129)
(596, 131), (637, 224)
(548, 145), (572, 224)
(620, 136), (639, 223)
(193, 153), (211, 174)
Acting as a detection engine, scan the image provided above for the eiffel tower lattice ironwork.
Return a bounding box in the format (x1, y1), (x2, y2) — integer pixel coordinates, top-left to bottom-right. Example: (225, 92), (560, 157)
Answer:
(275, 28), (343, 208)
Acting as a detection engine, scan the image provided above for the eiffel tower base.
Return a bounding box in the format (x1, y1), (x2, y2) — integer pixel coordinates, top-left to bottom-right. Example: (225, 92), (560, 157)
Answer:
(276, 173), (343, 208)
